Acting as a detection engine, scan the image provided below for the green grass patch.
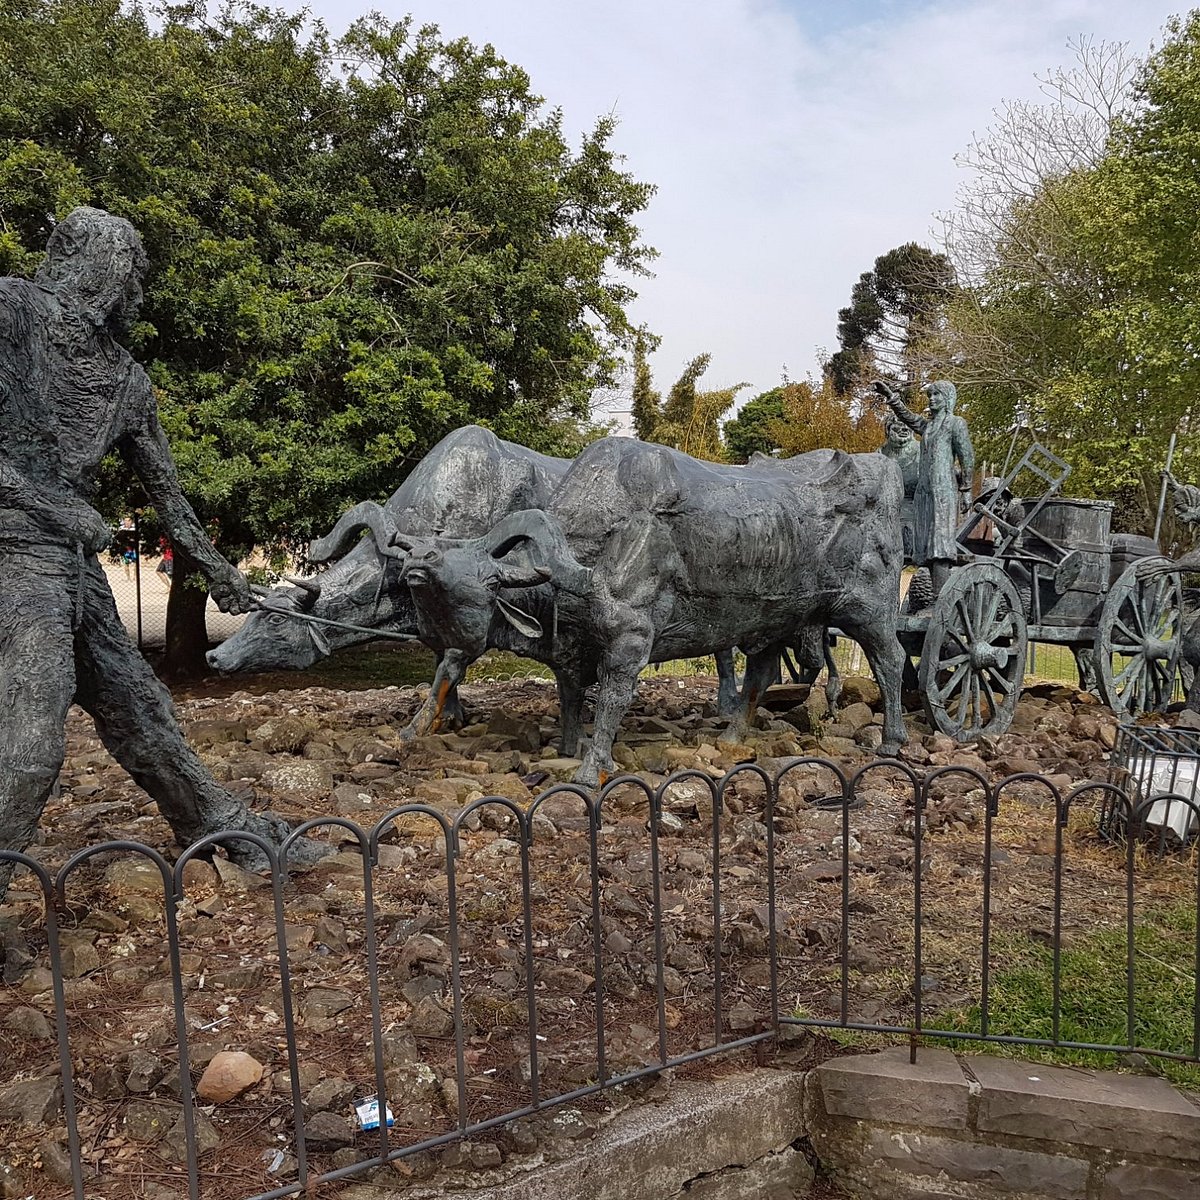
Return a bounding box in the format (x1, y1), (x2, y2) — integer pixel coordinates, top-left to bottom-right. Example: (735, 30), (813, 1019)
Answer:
(931, 900), (1200, 1086)
(791, 902), (1200, 1087)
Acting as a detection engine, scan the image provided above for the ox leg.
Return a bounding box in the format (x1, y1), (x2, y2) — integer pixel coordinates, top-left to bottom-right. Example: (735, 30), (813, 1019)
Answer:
(557, 673), (586, 756)
(577, 657), (645, 788)
(440, 681), (469, 731)
(715, 648), (740, 716)
(402, 649), (474, 740)
(575, 512), (670, 789)
(720, 648), (780, 743)
(851, 621), (907, 755)
(824, 640), (842, 711)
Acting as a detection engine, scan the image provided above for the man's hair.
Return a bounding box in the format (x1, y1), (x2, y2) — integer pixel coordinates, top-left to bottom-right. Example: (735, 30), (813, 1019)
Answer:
(925, 380), (957, 412)
(35, 206), (148, 327)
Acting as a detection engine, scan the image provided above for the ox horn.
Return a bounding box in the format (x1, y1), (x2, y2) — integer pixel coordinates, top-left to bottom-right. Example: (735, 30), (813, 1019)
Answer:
(285, 575), (322, 596)
(308, 501), (399, 564)
(284, 575), (322, 611)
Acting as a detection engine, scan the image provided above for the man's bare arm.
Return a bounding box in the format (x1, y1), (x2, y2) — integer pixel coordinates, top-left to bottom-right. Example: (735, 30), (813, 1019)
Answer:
(122, 375), (253, 612)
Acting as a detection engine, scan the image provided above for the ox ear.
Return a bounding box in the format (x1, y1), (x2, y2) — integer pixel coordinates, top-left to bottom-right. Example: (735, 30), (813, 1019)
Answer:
(308, 621), (331, 657)
(495, 595), (543, 639)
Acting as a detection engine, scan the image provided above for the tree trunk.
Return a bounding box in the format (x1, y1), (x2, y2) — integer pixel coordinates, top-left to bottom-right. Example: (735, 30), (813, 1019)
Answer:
(160, 545), (210, 680)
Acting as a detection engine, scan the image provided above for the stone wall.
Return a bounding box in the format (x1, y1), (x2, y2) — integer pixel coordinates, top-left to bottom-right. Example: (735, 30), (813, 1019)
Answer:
(806, 1048), (1200, 1199)
(335, 1048), (1200, 1200)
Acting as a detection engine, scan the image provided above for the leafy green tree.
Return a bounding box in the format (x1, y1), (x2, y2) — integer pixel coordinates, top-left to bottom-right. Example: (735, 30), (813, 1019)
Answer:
(770, 374), (883, 458)
(940, 37), (1147, 515)
(1070, 13), (1200, 532)
(629, 329), (660, 441)
(723, 387), (786, 462)
(828, 242), (957, 398)
(940, 27), (1200, 536)
(0, 0), (655, 672)
(631, 351), (747, 462)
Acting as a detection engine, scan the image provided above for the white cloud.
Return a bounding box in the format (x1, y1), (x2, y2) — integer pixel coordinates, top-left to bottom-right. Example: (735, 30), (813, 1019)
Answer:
(304, 0), (1180, 421)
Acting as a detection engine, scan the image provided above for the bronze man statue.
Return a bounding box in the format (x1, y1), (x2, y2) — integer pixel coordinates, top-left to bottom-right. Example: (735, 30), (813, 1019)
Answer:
(0, 206), (314, 896)
(875, 379), (974, 600)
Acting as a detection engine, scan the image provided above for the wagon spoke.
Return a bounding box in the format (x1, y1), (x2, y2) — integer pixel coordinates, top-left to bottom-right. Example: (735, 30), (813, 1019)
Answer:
(1114, 655), (1142, 692)
(983, 664), (1014, 696)
(1139, 580), (1161, 636)
(955, 598), (976, 642)
(1127, 594), (1147, 637)
(1113, 616), (1141, 647)
(972, 586), (986, 638)
(980, 587), (1002, 637)
(936, 662), (970, 704)
(945, 629), (971, 657)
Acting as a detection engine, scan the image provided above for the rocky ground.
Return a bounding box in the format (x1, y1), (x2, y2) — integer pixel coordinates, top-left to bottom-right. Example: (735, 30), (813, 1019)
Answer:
(0, 671), (1194, 1199)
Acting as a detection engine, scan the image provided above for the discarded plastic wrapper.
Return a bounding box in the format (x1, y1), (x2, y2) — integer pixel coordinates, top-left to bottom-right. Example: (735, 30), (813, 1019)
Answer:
(355, 1097), (395, 1131)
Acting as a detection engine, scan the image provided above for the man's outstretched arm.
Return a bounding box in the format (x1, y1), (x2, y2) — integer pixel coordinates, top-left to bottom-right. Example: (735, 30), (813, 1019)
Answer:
(122, 375), (253, 613)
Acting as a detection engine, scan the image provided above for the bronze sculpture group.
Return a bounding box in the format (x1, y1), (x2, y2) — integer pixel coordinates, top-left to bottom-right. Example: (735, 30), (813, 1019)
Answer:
(0, 206), (1194, 887)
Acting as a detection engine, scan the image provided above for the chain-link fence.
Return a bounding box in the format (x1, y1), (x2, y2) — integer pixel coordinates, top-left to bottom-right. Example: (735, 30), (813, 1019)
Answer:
(103, 517), (246, 650)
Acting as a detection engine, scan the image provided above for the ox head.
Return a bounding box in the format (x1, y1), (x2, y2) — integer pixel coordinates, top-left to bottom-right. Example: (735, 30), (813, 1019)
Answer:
(389, 509), (586, 657)
(206, 500), (417, 674)
(205, 577), (329, 673)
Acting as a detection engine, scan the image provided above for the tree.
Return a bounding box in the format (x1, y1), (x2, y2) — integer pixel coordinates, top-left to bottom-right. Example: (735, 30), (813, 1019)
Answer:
(1070, 14), (1200, 531)
(769, 374), (884, 458)
(939, 28), (1200, 535)
(723, 387), (787, 462)
(629, 330), (660, 441)
(828, 242), (957, 398)
(939, 37), (1145, 506)
(0, 0), (655, 672)
(631, 351), (747, 462)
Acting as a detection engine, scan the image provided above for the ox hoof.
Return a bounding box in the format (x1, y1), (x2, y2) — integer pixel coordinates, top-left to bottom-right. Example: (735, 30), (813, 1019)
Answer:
(571, 762), (608, 791)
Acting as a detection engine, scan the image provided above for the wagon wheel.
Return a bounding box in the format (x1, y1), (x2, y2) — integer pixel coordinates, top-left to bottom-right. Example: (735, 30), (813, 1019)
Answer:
(919, 563), (1028, 741)
(1095, 561), (1182, 717)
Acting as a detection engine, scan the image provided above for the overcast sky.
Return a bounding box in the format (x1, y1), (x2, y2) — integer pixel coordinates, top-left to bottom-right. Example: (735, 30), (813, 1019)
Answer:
(301, 0), (1184, 421)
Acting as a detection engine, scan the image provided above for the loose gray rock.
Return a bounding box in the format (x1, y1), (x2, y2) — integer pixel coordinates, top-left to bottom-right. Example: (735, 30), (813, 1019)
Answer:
(123, 1100), (178, 1142)
(0, 1076), (61, 1126)
(304, 1076), (354, 1114)
(303, 1109), (354, 1149)
(407, 995), (454, 1039)
(299, 987), (354, 1024)
(161, 1111), (220, 1162)
(3, 1006), (52, 1041)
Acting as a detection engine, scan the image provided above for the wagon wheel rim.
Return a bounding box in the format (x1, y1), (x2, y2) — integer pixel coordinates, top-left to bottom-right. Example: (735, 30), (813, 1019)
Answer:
(919, 563), (1028, 741)
(1095, 561), (1182, 717)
